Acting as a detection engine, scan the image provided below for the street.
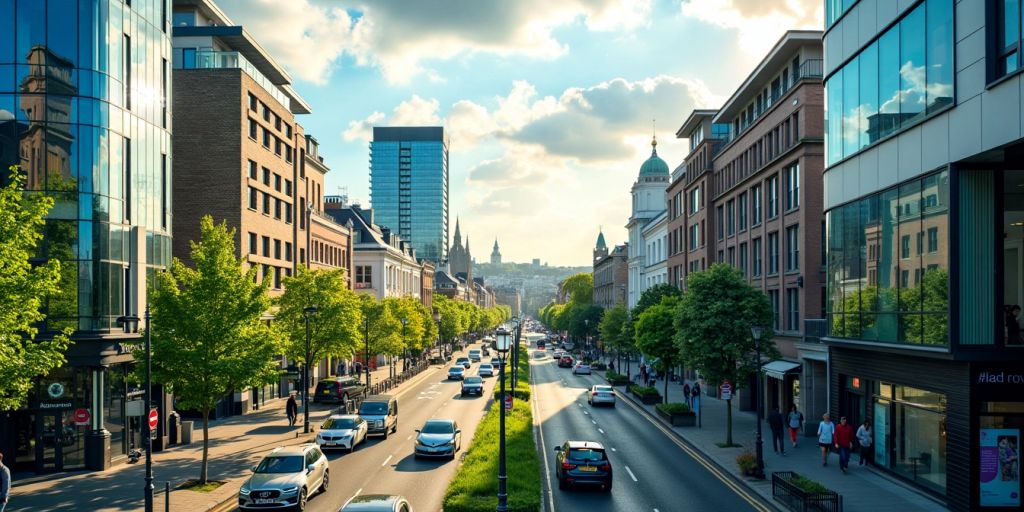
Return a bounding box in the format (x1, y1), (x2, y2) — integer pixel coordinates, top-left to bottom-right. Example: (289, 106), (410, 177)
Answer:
(529, 342), (765, 512)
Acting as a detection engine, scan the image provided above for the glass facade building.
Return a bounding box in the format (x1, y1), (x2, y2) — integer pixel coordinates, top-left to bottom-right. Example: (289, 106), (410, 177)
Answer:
(370, 126), (449, 263)
(0, 0), (172, 475)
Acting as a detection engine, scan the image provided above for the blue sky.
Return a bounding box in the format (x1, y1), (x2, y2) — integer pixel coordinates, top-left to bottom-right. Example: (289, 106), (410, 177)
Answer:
(216, 0), (823, 266)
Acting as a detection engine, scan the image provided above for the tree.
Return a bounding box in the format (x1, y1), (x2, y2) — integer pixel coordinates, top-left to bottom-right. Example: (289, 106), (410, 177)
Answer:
(674, 264), (777, 446)
(599, 304), (629, 368)
(0, 166), (71, 409)
(619, 310), (638, 377)
(632, 283), (682, 318)
(634, 296), (681, 402)
(359, 296), (402, 377)
(561, 273), (594, 304)
(149, 216), (282, 483)
(276, 266), (363, 394)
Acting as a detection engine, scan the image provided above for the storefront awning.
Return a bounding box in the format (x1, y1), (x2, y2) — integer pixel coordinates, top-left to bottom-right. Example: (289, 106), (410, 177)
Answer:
(762, 360), (801, 379)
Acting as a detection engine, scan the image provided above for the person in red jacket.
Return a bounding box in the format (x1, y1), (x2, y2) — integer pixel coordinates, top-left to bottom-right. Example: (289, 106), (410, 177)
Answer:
(834, 416), (856, 473)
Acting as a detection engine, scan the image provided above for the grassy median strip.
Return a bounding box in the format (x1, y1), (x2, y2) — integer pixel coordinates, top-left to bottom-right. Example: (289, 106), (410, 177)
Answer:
(444, 346), (540, 512)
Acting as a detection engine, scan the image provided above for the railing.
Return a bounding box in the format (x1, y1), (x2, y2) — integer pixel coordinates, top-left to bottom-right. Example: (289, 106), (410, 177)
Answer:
(772, 471), (843, 512)
(181, 50), (291, 110)
(363, 360), (429, 397)
(797, 59), (824, 79)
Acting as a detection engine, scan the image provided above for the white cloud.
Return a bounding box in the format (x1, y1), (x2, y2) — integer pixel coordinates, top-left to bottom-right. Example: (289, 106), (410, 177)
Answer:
(342, 95), (441, 142)
(680, 0), (823, 56)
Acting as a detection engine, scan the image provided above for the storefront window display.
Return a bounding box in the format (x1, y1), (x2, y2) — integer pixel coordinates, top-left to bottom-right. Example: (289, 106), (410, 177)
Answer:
(872, 382), (948, 494)
(980, 402), (1024, 507)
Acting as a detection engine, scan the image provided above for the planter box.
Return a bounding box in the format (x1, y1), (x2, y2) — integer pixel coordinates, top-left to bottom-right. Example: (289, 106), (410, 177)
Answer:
(606, 376), (628, 386)
(771, 471), (843, 512)
(633, 391), (661, 405)
(656, 408), (696, 426)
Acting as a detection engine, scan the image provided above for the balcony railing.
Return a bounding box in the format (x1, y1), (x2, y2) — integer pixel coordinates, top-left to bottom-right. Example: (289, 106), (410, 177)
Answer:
(179, 50), (291, 110)
(734, 59), (824, 139)
(803, 319), (827, 342)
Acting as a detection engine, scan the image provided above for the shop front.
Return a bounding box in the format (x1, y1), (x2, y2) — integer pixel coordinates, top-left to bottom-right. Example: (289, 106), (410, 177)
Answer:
(973, 364), (1024, 510)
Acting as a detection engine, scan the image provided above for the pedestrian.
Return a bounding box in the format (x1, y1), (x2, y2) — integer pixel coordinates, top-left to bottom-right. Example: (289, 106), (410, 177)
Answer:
(856, 420), (873, 465)
(683, 382), (692, 408)
(834, 416), (855, 473)
(767, 406), (786, 454)
(1007, 305), (1023, 345)
(0, 451), (10, 512)
(817, 413), (835, 466)
(286, 393), (298, 427)
(692, 382), (701, 401)
(787, 404), (804, 448)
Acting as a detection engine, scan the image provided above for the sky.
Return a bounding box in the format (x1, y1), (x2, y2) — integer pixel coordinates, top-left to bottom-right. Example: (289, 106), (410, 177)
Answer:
(215, 0), (824, 267)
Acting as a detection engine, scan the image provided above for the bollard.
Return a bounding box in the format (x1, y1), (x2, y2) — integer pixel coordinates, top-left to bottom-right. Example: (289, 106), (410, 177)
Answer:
(165, 481), (170, 512)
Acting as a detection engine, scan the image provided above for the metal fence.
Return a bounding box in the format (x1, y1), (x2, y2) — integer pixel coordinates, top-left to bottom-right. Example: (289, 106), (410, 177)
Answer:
(771, 471), (843, 512)
(364, 360), (429, 397)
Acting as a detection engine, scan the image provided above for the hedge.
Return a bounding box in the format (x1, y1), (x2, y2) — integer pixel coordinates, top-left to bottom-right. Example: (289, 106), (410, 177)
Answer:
(444, 345), (541, 512)
(655, 402), (692, 414)
(628, 384), (661, 397)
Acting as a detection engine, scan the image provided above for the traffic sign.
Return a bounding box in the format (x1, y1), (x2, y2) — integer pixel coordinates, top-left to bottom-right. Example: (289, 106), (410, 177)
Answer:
(148, 408), (159, 430)
(72, 408), (91, 426)
(504, 394), (513, 411)
(720, 381), (733, 401)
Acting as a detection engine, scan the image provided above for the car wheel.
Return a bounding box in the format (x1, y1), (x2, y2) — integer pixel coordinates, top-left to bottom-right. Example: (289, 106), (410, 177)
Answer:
(320, 470), (329, 493)
(558, 477), (567, 490)
(392, 421), (398, 433)
(603, 480), (612, 492)
(382, 427), (389, 440)
(297, 487), (308, 511)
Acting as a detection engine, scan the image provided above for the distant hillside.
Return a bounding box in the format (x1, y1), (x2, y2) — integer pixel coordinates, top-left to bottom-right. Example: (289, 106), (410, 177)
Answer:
(473, 262), (590, 278)
(473, 261), (590, 316)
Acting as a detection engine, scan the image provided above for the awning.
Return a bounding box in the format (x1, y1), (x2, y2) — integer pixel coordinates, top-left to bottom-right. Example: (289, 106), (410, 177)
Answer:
(762, 360), (802, 380)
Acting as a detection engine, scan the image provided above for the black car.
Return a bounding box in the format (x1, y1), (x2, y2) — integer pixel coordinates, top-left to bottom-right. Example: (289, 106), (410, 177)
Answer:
(460, 376), (484, 397)
(314, 377), (366, 406)
(554, 441), (612, 491)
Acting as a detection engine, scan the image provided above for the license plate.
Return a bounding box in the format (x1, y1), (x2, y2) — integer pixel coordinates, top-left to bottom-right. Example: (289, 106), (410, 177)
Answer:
(323, 390), (331, 395)
(255, 498), (275, 504)
(324, 442), (336, 446)
(579, 466), (597, 472)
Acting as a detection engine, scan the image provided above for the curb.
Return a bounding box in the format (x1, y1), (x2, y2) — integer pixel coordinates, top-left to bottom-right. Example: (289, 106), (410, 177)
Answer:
(616, 387), (783, 512)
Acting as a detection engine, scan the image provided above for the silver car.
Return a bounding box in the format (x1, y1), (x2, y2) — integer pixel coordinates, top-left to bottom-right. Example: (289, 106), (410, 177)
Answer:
(239, 444), (328, 511)
(316, 415), (368, 452)
(414, 419), (462, 459)
(588, 385), (616, 407)
(478, 364), (494, 377)
(341, 494), (413, 512)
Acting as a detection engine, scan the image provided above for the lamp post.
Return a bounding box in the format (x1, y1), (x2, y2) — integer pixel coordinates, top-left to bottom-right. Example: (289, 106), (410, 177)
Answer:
(432, 310), (441, 360)
(118, 309), (153, 512)
(400, 317), (408, 378)
(511, 317), (520, 390)
(494, 327), (512, 512)
(751, 324), (765, 479)
(302, 305), (318, 434)
(364, 316), (371, 389)
(584, 318), (590, 358)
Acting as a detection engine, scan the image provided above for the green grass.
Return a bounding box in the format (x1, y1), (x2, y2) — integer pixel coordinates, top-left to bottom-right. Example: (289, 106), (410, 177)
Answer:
(445, 345), (541, 512)
(177, 480), (225, 492)
(790, 474), (830, 494)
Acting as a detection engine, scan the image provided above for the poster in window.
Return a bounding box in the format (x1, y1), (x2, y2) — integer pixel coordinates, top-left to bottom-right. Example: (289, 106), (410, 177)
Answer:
(980, 428), (1020, 507)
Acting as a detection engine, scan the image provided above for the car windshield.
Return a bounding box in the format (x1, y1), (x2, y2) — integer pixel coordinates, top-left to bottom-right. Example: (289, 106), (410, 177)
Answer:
(421, 421), (454, 434)
(457, 358), (468, 362)
(322, 418), (357, 430)
(359, 402), (388, 415)
(464, 377), (482, 384)
(255, 455), (304, 473)
(569, 449), (606, 462)
(594, 386), (613, 393)
(449, 367), (463, 372)
(480, 365), (492, 369)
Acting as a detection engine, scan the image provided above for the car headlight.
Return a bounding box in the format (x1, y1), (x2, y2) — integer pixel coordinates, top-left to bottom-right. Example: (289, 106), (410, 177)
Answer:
(415, 439), (425, 446)
(281, 486), (299, 495)
(446, 439), (456, 446)
(239, 486), (250, 496)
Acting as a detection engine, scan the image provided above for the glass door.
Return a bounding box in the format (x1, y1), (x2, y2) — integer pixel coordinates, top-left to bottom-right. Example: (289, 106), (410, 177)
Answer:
(874, 399), (891, 467)
(37, 412), (62, 471)
(60, 408), (86, 469)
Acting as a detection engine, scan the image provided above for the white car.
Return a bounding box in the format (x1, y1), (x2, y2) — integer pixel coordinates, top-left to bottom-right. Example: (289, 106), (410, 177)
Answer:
(468, 349), (482, 362)
(316, 414), (368, 452)
(588, 385), (616, 407)
(448, 366), (465, 380)
(572, 362), (592, 375)
(478, 364), (495, 377)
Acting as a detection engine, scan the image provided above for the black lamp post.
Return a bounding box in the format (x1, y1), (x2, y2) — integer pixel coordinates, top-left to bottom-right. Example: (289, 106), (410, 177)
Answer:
(432, 310), (441, 359)
(400, 317), (408, 378)
(364, 316), (371, 389)
(511, 317), (520, 390)
(751, 324), (765, 479)
(302, 305), (318, 434)
(494, 326), (512, 512)
(118, 310), (153, 512)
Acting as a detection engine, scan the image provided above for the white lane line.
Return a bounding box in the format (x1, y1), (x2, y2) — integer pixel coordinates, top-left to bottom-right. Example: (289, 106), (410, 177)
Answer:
(591, 420), (596, 425)
(381, 454), (393, 467)
(654, 509), (660, 512)
(583, 410), (589, 415)
(598, 428), (605, 434)
(624, 465), (638, 482)
(406, 435), (412, 440)
(610, 447), (616, 452)
(341, 488), (362, 509)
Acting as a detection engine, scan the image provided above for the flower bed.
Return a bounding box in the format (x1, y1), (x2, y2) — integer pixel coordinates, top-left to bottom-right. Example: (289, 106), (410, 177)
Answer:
(605, 370), (629, 386)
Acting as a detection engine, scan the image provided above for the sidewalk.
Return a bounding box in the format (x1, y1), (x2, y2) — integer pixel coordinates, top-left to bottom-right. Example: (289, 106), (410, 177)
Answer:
(617, 374), (945, 512)
(9, 360), (435, 512)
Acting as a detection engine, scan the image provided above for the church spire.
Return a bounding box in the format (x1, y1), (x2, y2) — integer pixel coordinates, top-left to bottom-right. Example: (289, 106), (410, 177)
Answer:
(453, 217), (462, 245)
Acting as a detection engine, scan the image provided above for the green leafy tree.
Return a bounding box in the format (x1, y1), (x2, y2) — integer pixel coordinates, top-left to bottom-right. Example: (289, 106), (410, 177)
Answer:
(632, 283), (682, 318)
(634, 296), (680, 402)
(276, 266), (363, 393)
(599, 303), (629, 366)
(0, 166), (71, 409)
(359, 296), (402, 377)
(674, 264), (777, 446)
(149, 216), (282, 483)
(561, 273), (594, 304)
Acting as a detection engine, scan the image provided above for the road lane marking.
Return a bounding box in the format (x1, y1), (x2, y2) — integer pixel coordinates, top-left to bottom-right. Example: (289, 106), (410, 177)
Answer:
(625, 465), (638, 482)
(610, 447), (616, 452)
(598, 428), (605, 434)
(341, 488), (362, 509)
(381, 454), (393, 466)
(591, 420), (596, 425)
(406, 435), (412, 440)
(583, 410), (589, 415)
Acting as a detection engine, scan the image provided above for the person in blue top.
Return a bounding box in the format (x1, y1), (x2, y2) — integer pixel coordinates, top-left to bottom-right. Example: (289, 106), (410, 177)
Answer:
(817, 413), (836, 466)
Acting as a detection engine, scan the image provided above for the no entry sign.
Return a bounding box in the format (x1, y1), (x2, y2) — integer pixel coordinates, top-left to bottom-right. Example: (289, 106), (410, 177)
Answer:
(504, 394), (513, 411)
(72, 408), (90, 425)
(720, 381), (733, 401)
(148, 408), (159, 430)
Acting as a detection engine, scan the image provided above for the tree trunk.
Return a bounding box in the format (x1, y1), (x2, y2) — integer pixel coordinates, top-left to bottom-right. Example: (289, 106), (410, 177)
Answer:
(726, 398), (733, 446)
(664, 364), (669, 404)
(200, 408), (210, 484)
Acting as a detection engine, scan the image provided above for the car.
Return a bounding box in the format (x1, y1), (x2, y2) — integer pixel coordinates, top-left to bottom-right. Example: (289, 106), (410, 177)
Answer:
(536, 341), (545, 350)
(490, 357), (504, 368)
(460, 376), (484, 397)
(562, 341), (576, 351)
(414, 419), (462, 459)
(340, 494), (413, 512)
(359, 395), (398, 438)
(468, 349), (482, 362)
(572, 362), (592, 375)
(313, 376), (366, 406)
(553, 441), (612, 492)
(239, 444), (329, 510)
(448, 366), (465, 380)
(558, 355), (574, 368)
(587, 385), (616, 407)
(478, 364), (494, 377)
(552, 351), (564, 360)
(456, 357), (471, 369)
(316, 414), (368, 452)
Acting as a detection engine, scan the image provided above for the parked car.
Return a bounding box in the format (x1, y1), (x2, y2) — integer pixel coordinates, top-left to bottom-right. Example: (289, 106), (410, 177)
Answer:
(572, 362), (592, 375)
(456, 357), (471, 369)
(340, 494), (413, 512)
(316, 415), (368, 452)
(359, 395), (398, 438)
(490, 356), (504, 368)
(448, 366), (465, 380)
(553, 440), (612, 492)
(468, 349), (482, 362)
(587, 385), (616, 407)
(239, 444), (329, 511)
(558, 355), (574, 368)
(478, 364), (494, 377)
(414, 419), (462, 459)
(460, 376), (484, 397)
(313, 376), (366, 405)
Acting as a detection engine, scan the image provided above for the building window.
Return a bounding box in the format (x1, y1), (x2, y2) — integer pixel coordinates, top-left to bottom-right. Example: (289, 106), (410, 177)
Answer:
(768, 231), (779, 275)
(825, 0), (953, 165)
(689, 223), (699, 250)
(786, 287), (800, 331)
(274, 267), (282, 289)
(263, 104), (271, 122)
(739, 242), (748, 278)
(689, 187), (700, 215)
(262, 236), (270, 257)
(248, 160), (257, 180)
(717, 205), (725, 240)
(767, 175), (778, 218)
(901, 235), (911, 259)
(274, 199), (282, 220)
(248, 187), (257, 210)
(825, 0), (856, 27)
(785, 163), (800, 210)
(262, 167), (270, 185)
(769, 289), (780, 330)
(274, 174), (282, 191)
(274, 114), (282, 132)
(263, 128), (271, 148)
(248, 93), (258, 111)
(249, 119), (257, 140)
(786, 225), (800, 271)
(738, 193), (748, 231)
(996, 0), (1023, 77)
(285, 179), (292, 196)
(262, 193), (270, 215)
(927, 227), (938, 252)
(248, 232), (257, 255)
(356, 266), (373, 288)
(727, 199), (735, 236)
(752, 184), (762, 225)
(285, 203), (293, 224)
(753, 237), (762, 277)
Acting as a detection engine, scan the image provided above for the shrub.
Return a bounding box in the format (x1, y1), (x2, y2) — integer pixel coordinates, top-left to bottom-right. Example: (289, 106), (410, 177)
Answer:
(736, 450), (757, 474)
(655, 402), (692, 415)
(790, 474), (829, 494)
(627, 384), (660, 397)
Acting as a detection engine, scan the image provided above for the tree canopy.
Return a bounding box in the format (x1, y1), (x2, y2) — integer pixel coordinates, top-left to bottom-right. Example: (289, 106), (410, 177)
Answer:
(634, 296), (680, 402)
(632, 283), (682, 318)
(276, 266), (363, 368)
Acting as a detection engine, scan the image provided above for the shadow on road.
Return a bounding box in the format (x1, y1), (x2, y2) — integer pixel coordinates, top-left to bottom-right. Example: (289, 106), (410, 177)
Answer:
(393, 453), (451, 472)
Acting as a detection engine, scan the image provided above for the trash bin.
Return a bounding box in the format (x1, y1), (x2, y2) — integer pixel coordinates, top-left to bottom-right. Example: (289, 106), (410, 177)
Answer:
(180, 421), (194, 445)
(168, 412), (182, 445)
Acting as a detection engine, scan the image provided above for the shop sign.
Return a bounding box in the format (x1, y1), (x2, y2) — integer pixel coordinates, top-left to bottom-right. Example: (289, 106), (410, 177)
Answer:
(977, 371), (1024, 385)
(720, 381), (732, 401)
(47, 382), (65, 398)
(73, 408), (91, 425)
(39, 402), (73, 409)
(980, 428), (1021, 507)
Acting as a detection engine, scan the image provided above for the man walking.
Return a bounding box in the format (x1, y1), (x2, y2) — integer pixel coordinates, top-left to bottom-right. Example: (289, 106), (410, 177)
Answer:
(767, 406), (786, 455)
(682, 382), (692, 408)
(286, 393), (298, 427)
(0, 451), (10, 512)
(834, 416), (855, 473)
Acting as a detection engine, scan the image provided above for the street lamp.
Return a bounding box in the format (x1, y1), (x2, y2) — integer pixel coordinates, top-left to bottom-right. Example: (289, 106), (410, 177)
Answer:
(584, 318), (590, 357)
(494, 327), (512, 512)
(511, 317), (520, 390)
(118, 309), (153, 512)
(364, 316), (371, 389)
(751, 324), (765, 479)
(303, 305), (318, 434)
(400, 317), (408, 378)
(432, 310), (441, 360)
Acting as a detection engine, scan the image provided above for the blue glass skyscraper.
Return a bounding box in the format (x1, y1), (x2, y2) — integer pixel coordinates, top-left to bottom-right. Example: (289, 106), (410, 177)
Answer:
(370, 126), (449, 263)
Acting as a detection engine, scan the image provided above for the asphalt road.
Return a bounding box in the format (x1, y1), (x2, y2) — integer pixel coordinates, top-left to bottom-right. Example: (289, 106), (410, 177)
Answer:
(295, 344), (500, 512)
(530, 344), (765, 512)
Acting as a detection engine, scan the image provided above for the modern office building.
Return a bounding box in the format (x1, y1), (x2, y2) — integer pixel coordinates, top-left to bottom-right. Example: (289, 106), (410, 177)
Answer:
(822, 0), (1024, 508)
(370, 126), (449, 263)
(626, 138), (670, 308)
(0, 0), (173, 475)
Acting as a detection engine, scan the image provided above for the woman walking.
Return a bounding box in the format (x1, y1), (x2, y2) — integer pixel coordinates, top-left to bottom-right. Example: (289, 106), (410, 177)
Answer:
(856, 420), (873, 465)
(286, 393), (298, 427)
(787, 404), (804, 448)
(817, 413), (836, 466)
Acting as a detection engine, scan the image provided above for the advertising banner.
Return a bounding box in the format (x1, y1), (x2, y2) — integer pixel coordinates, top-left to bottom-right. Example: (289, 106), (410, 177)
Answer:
(980, 428), (1020, 507)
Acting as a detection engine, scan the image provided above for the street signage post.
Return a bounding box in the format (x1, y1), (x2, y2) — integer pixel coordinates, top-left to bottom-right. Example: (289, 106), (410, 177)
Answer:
(720, 381), (732, 401)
